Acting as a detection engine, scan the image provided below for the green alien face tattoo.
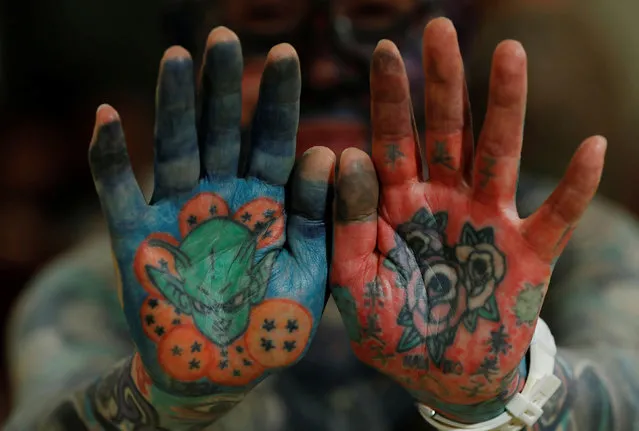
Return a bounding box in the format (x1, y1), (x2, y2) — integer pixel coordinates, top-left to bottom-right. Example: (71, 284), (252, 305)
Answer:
(145, 218), (277, 346)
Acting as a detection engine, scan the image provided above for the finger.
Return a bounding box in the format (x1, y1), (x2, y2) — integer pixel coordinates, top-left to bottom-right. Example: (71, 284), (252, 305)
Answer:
(333, 148), (379, 264)
(522, 136), (606, 261)
(370, 40), (420, 187)
(473, 40), (527, 206)
(247, 43), (300, 185)
(199, 27), (243, 177)
(288, 146), (335, 268)
(460, 81), (476, 184)
(89, 105), (146, 232)
(422, 18), (465, 186)
(151, 46), (199, 203)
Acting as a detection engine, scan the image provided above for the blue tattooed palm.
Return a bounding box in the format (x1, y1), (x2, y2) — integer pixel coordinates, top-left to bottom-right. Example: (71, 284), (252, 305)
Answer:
(88, 41), (331, 396)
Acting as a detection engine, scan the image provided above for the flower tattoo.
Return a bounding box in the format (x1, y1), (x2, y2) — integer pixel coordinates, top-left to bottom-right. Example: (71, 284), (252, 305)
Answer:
(388, 208), (506, 367)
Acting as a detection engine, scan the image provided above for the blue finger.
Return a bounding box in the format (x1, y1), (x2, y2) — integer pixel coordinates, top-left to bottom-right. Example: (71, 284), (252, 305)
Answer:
(89, 105), (146, 233)
(247, 44), (300, 186)
(199, 27), (243, 178)
(287, 147), (335, 271)
(152, 46), (199, 203)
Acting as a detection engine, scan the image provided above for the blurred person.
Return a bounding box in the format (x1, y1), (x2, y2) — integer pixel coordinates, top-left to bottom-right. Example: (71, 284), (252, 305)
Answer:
(3, 1), (639, 431)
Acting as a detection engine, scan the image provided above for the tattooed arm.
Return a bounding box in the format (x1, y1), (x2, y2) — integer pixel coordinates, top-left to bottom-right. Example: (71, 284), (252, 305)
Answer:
(512, 178), (639, 430)
(330, 18), (639, 431)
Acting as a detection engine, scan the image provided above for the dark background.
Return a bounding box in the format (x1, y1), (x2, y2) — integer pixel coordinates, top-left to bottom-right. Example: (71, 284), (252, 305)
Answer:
(1, 0), (639, 420)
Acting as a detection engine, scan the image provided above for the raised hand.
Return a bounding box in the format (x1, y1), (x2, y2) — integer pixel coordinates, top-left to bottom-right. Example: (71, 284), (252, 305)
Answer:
(89, 27), (333, 397)
(330, 18), (606, 420)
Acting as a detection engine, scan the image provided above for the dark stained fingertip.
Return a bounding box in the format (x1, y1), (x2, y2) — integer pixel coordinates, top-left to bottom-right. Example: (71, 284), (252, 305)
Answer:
(336, 149), (379, 223)
(89, 104), (146, 231)
(155, 57), (197, 162)
(372, 40), (402, 72)
(199, 29), (244, 177)
(260, 45), (301, 104)
(247, 45), (301, 185)
(371, 40), (408, 105)
(152, 43), (200, 201)
(88, 114), (130, 183)
(202, 35), (243, 96)
(291, 147), (335, 220)
(94, 104), (120, 130)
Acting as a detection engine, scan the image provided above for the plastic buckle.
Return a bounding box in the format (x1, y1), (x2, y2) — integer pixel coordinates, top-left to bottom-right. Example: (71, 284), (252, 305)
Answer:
(505, 375), (561, 427)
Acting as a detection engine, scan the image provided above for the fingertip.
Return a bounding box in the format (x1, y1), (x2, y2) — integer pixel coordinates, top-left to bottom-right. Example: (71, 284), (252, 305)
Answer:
(372, 39), (404, 75)
(256, 43), (301, 107)
(339, 148), (373, 172)
(291, 147), (336, 221)
(424, 17), (458, 48)
(584, 135), (608, 156)
(492, 40), (527, 75)
(162, 45), (192, 62)
(206, 26), (240, 47)
(96, 104), (120, 125)
(425, 16), (454, 32)
(573, 135), (607, 167)
(422, 17), (462, 82)
(336, 149), (378, 223)
(266, 43), (299, 64)
(375, 39), (400, 53)
(298, 146), (336, 182)
(92, 104), (120, 145)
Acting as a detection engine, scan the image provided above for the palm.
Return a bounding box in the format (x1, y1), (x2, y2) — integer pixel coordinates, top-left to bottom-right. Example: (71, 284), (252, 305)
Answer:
(331, 19), (605, 415)
(90, 32), (332, 397)
(374, 183), (548, 399)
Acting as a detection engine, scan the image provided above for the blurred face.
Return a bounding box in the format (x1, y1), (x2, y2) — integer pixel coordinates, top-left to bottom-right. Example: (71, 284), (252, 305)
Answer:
(214, 0), (443, 156)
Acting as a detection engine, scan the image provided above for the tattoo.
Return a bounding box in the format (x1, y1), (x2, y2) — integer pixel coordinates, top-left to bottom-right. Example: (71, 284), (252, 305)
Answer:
(362, 277), (395, 366)
(87, 357), (168, 430)
(332, 285), (362, 343)
(27, 356), (247, 431)
(332, 204), (547, 421)
(477, 155), (497, 188)
(431, 140), (455, 170)
(513, 283), (545, 326)
(384, 143), (405, 168)
(486, 325), (512, 356)
(531, 349), (639, 431)
(134, 193), (312, 388)
(389, 208), (505, 368)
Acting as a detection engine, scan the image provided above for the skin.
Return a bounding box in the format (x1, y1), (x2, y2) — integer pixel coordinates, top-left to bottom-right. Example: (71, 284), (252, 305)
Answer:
(3, 12), (639, 431)
(25, 28), (333, 428)
(331, 19), (608, 421)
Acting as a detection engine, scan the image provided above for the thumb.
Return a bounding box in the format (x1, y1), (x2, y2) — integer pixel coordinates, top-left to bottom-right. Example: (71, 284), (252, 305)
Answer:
(286, 147), (335, 272)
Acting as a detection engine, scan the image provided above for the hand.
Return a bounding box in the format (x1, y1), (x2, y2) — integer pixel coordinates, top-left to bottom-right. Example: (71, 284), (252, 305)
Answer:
(330, 18), (606, 420)
(89, 28), (333, 397)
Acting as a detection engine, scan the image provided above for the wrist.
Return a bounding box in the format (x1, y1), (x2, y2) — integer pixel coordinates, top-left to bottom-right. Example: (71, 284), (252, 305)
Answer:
(416, 319), (560, 431)
(130, 353), (246, 428)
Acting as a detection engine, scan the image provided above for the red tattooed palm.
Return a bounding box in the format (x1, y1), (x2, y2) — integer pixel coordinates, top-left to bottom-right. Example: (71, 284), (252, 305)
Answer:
(330, 18), (606, 417)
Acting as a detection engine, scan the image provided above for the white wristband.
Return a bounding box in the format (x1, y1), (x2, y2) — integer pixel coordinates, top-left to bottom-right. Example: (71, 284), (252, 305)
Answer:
(417, 318), (561, 431)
